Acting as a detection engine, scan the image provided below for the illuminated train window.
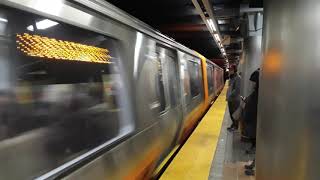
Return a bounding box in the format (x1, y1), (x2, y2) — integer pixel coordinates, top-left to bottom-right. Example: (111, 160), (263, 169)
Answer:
(188, 59), (201, 98)
(207, 65), (214, 94)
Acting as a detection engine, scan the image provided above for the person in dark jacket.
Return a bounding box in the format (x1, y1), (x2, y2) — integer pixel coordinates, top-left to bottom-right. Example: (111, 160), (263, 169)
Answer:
(244, 69), (259, 144)
(243, 68), (260, 176)
(226, 65), (241, 131)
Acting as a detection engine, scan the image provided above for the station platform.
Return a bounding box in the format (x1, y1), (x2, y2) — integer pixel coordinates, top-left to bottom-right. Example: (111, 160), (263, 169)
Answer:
(160, 86), (255, 180)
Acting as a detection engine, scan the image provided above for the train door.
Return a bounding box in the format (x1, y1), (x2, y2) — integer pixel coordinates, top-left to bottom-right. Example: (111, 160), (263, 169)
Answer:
(207, 64), (215, 99)
(177, 52), (205, 142)
(154, 45), (183, 164)
(135, 40), (183, 174)
(213, 67), (220, 95)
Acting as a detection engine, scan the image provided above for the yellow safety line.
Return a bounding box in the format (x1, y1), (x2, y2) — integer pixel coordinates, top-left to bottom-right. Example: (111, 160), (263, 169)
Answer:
(160, 86), (228, 180)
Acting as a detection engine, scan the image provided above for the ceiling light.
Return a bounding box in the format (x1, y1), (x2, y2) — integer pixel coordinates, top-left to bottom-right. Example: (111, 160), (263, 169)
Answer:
(36, 19), (58, 29)
(218, 19), (227, 25)
(206, 19), (216, 32)
(0, 17), (8, 23)
(214, 34), (220, 42)
(26, 19), (59, 31)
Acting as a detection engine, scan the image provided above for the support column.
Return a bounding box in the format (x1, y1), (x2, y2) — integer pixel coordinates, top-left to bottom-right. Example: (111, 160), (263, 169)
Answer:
(239, 11), (263, 97)
(257, 0), (320, 179)
(239, 36), (262, 97)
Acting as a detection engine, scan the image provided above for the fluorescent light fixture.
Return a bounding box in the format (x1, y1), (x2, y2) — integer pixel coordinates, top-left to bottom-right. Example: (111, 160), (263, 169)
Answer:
(26, 19), (59, 31)
(214, 34), (221, 42)
(206, 19), (216, 32)
(0, 17), (8, 23)
(36, 19), (58, 29)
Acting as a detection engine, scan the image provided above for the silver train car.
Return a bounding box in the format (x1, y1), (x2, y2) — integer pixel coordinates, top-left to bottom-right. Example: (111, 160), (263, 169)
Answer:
(0, 0), (224, 179)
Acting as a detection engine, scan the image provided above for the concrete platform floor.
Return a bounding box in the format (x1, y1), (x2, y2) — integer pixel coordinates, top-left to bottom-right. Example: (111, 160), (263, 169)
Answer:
(209, 107), (255, 180)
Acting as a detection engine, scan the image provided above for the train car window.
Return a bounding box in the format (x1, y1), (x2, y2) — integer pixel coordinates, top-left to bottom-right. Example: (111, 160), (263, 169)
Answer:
(187, 60), (201, 98)
(181, 59), (192, 104)
(136, 44), (167, 114)
(213, 67), (219, 93)
(164, 50), (179, 107)
(207, 65), (214, 94)
(155, 47), (168, 112)
(0, 6), (132, 179)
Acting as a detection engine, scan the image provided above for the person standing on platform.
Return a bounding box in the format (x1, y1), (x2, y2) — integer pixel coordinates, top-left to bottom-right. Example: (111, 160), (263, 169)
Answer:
(243, 68), (260, 176)
(244, 68), (260, 151)
(226, 65), (241, 132)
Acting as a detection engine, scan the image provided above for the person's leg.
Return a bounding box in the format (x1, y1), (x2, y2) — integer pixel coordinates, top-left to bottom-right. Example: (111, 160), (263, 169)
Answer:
(251, 139), (256, 148)
(245, 137), (256, 152)
(233, 100), (240, 129)
(233, 115), (239, 129)
(228, 101), (236, 128)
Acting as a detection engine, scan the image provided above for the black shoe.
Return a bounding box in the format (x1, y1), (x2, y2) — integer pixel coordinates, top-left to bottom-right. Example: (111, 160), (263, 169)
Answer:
(244, 163), (254, 170)
(245, 169), (255, 176)
(227, 126), (233, 131)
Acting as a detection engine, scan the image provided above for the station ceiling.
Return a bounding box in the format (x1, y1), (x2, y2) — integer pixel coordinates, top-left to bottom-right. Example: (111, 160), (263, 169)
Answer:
(107, 0), (263, 68)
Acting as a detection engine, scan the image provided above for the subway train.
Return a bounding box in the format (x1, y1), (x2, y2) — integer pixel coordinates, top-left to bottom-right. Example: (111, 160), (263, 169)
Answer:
(0, 0), (224, 179)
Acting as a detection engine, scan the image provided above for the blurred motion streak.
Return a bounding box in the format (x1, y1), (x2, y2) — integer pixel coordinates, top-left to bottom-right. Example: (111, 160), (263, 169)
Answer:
(16, 33), (111, 63)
